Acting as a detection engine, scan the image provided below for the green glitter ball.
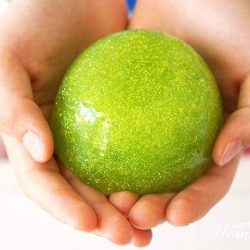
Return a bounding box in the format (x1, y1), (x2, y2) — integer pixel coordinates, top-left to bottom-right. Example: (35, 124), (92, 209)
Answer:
(51, 30), (223, 195)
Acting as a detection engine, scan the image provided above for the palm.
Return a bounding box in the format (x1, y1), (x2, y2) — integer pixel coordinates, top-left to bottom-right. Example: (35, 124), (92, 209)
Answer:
(167, 4), (250, 114)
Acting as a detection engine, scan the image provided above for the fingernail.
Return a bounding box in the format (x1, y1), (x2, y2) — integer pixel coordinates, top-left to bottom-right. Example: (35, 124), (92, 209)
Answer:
(219, 138), (243, 166)
(23, 130), (45, 162)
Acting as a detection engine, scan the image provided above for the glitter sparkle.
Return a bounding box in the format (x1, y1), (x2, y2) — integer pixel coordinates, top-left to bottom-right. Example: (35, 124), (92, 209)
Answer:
(51, 30), (223, 195)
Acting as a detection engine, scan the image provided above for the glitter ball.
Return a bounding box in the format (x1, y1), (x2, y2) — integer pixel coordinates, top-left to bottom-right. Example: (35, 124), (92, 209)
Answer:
(51, 30), (223, 195)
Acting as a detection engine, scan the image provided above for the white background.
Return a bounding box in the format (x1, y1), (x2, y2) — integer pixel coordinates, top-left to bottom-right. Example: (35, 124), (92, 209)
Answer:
(1, 1), (250, 249)
(1, 156), (250, 250)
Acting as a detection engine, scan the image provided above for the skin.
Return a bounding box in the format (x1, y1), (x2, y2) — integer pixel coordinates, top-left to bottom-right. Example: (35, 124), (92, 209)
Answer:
(1, 0), (250, 247)
(0, 0), (152, 246)
(109, 0), (250, 230)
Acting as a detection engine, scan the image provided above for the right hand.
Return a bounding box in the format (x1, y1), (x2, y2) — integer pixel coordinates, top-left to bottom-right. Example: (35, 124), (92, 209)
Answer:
(0, 0), (152, 246)
(119, 0), (250, 231)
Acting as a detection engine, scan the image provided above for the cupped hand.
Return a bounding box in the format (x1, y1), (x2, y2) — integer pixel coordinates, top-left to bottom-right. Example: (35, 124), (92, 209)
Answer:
(0, 0), (152, 246)
(109, 0), (250, 230)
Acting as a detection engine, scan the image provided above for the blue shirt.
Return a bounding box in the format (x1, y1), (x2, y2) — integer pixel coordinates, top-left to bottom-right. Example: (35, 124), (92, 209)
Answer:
(127, 0), (136, 12)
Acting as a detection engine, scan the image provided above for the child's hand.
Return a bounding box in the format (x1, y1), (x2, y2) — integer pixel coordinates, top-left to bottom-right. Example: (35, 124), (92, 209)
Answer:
(0, 0), (152, 246)
(109, 0), (250, 230)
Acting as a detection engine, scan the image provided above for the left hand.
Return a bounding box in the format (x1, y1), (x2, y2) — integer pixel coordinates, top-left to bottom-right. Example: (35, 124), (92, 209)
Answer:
(0, 0), (152, 246)
(109, 0), (250, 230)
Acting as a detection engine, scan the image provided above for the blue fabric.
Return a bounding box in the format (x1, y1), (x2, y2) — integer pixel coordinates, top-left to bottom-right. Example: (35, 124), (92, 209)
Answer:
(127, 0), (136, 12)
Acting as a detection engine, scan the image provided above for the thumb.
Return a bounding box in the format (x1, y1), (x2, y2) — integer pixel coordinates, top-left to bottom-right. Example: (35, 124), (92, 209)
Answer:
(213, 76), (250, 166)
(0, 54), (53, 162)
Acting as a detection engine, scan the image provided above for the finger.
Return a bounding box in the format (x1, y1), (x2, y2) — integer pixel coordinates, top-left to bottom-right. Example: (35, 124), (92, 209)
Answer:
(213, 76), (250, 166)
(109, 191), (153, 247)
(129, 193), (175, 229)
(61, 168), (133, 245)
(132, 228), (153, 248)
(2, 134), (97, 231)
(166, 156), (239, 226)
(109, 191), (139, 216)
(0, 54), (53, 162)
